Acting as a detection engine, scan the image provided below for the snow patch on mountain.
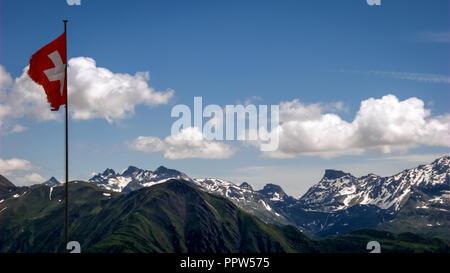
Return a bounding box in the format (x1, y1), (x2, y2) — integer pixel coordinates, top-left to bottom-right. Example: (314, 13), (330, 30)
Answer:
(191, 178), (292, 224)
(299, 156), (450, 212)
(89, 166), (191, 192)
(49, 186), (54, 201)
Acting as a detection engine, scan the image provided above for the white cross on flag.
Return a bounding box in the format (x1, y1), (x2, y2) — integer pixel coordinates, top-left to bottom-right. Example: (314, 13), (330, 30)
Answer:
(28, 32), (67, 111)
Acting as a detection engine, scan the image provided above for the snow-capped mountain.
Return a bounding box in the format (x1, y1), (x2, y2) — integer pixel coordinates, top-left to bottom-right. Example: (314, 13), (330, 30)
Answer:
(299, 156), (450, 212)
(89, 165), (192, 193)
(85, 155), (449, 237)
(88, 167), (291, 225)
(190, 156), (450, 237)
(192, 178), (291, 224)
(258, 183), (296, 203)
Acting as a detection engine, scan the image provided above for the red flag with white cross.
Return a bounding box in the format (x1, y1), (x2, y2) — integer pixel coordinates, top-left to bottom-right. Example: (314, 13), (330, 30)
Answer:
(28, 32), (67, 111)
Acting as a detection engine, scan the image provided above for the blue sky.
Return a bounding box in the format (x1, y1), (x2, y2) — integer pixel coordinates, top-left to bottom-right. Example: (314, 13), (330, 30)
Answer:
(1, 0), (449, 197)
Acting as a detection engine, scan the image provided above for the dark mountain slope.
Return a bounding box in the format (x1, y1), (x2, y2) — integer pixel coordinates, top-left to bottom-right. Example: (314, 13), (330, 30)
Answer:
(80, 180), (317, 253)
(318, 229), (450, 253)
(0, 175), (17, 199)
(0, 182), (119, 252)
(0, 180), (316, 253)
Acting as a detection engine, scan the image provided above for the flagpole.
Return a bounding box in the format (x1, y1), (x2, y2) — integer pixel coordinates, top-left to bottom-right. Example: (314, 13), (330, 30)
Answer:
(63, 19), (69, 249)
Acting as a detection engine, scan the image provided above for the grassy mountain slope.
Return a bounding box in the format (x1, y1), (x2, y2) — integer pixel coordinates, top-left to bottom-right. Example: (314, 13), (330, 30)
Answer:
(83, 181), (317, 253)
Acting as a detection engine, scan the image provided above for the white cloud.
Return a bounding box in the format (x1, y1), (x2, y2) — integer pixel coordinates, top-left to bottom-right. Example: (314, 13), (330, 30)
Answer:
(0, 157), (45, 185)
(130, 95), (449, 159)
(279, 99), (346, 123)
(68, 57), (173, 122)
(322, 101), (347, 113)
(14, 173), (46, 184)
(129, 127), (236, 159)
(128, 136), (166, 153)
(353, 96), (449, 150)
(279, 99), (322, 122)
(0, 158), (34, 174)
(262, 95), (450, 158)
(0, 57), (174, 128)
(0, 65), (57, 132)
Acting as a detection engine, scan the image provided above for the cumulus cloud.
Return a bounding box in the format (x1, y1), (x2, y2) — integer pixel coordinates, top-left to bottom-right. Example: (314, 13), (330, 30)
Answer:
(0, 157), (45, 185)
(129, 136), (166, 153)
(128, 127), (236, 159)
(0, 65), (58, 132)
(0, 57), (174, 129)
(14, 173), (46, 184)
(279, 99), (347, 123)
(279, 99), (322, 122)
(68, 57), (173, 122)
(129, 95), (449, 159)
(0, 158), (34, 174)
(263, 95), (450, 158)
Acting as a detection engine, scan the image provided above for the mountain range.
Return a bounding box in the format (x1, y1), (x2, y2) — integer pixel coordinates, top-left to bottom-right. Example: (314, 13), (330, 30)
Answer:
(84, 156), (450, 239)
(0, 177), (448, 253)
(0, 156), (449, 253)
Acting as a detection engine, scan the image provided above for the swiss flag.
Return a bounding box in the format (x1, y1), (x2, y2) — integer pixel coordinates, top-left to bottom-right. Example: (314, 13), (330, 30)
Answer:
(28, 32), (67, 111)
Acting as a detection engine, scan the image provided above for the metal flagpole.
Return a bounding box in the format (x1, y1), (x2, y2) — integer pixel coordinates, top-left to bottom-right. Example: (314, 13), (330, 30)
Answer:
(63, 19), (69, 249)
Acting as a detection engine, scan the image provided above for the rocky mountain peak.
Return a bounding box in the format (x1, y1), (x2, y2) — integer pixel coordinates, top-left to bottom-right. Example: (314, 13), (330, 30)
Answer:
(240, 182), (253, 191)
(0, 175), (15, 189)
(102, 168), (116, 177)
(154, 166), (183, 177)
(323, 169), (352, 180)
(155, 166), (168, 172)
(43, 177), (61, 187)
(258, 183), (288, 202)
(122, 166), (140, 176)
(431, 155), (450, 174)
